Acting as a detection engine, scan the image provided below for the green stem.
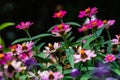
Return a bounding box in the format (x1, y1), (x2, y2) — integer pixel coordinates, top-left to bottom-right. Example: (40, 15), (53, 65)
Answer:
(106, 29), (111, 40)
(60, 18), (63, 23)
(61, 35), (68, 48)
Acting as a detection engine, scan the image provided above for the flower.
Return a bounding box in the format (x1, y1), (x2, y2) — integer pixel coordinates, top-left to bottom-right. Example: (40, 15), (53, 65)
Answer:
(43, 42), (60, 54)
(118, 53), (120, 59)
(4, 60), (26, 78)
(16, 41), (34, 55)
(106, 77), (117, 80)
(70, 69), (80, 78)
(0, 45), (2, 50)
(92, 62), (110, 78)
(24, 57), (36, 67)
(78, 7), (98, 18)
(53, 10), (67, 18)
(103, 20), (115, 29)
(104, 54), (116, 62)
(78, 24), (89, 32)
(88, 19), (103, 29)
(111, 35), (120, 45)
(38, 70), (64, 80)
(74, 46), (96, 63)
(16, 21), (33, 30)
(51, 23), (71, 37)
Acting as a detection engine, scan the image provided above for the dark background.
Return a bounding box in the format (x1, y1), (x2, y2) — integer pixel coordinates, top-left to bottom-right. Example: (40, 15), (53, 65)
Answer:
(0, 0), (120, 46)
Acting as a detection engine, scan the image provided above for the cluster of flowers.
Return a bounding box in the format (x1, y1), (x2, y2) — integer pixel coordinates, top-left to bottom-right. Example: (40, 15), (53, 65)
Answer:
(0, 7), (120, 80)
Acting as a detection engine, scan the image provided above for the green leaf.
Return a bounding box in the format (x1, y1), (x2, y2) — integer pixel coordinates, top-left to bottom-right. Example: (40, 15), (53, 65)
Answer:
(20, 75), (27, 80)
(37, 43), (45, 50)
(0, 22), (15, 31)
(83, 27), (104, 48)
(111, 68), (120, 76)
(65, 22), (81, 27)
(63, 69), (72, 74)
(11, 38), (30, 44)
(80, 74), (91, 80)
(31, 33), (52, 40)
(56, 65), (62, 73)
(65, 48), (74, 68)
(0, 36), (5, 48)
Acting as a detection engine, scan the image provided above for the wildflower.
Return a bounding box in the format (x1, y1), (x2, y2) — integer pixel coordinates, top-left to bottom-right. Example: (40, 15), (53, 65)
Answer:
(16, 21), (33, 30)
(70, 69), (80, 78)
(104, 54), (116, 62)
(92, 62), (110, 78)
(88, 19), (103, 29)
(103, 20), (115, 29)
(51, 23), (71, 37)
(4, 60), (26, 78)
(16, 41), (34, 55)
(53, 10), (67, 18)
(74, 46), (96, 63)
(111, 35), (120, 45)
(78, 24), (89, 32)
(24, 57), (36, 67)
(38, 70), (64, 80)
(78, 7), (98, 18)
(43, 42), (60, 54)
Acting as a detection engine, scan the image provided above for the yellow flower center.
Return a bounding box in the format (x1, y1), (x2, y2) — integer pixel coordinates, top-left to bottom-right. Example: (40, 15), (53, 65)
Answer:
(108, 56), (113, 60)
(49, 72), (54, 80)
(103, 20), (107, 24)
(0, 54), (4, 59)
(85, 8), (90, 14)
(48, 43), (54, 51)
(22, 43), (27, 50)
(92, 21), (97, 26)
(56, 12), (61, 17)
(58, 24), (63, 30)
(80, 49), (88, 59)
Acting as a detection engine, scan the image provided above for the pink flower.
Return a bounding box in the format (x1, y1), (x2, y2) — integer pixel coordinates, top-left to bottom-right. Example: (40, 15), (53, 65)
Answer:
(16, 21), (33, 30)
(78, 24), (89, 32)
(111, 35), (120, 45)
(4, 60), (26, 78)
(16, 41), (34, 55)
(78, 7), (98, 18)
(53, 10), (67, 18)
(104, 54), (116, 63)
(51, 23), (71, 37)
(88, 19), (103, 29)
(0, 45), (2, 50)
(74, 46), (96, 63)
(38, 70), (63, 80)
(103, 20), (115, 29)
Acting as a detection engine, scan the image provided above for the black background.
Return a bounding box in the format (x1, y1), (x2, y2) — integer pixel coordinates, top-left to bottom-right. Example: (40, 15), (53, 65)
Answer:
(0, 0), (120, 46)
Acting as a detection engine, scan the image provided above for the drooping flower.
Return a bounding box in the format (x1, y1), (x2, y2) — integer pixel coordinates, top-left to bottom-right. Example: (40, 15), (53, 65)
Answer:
(104, 54), (116, 63)
(70, 69), (80, 78)
(38, 70), (64, 80)
(74, 46), (96, 63)
(51, 23), (71, 37)
(111, 35), (120, 45)
(103, 20), (115, 29)
(16, 21), (33, 30)
(78, 7), (98, 18)
(53, 10), (67, 18)
(4, 60), (26, 78)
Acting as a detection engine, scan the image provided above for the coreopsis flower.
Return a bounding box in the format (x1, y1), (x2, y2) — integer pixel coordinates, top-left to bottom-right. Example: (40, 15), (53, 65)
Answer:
(43, 42), (60, 54)
(88, 19), (103, 29)
(78, 7), (98, 18)
(50, 23), (71, 37)
(16, 41), (34, 55)
(74, 46), (96, 63)
(4, 60), (26, 78)
(103, 20), (115, 29)
(16, 21), (33, 30)
(38, 70), (64, 80)
(104, 54), (116, 63)
(111, 35), (120, 45)
(53, 10), (67, 18)
(70, 69), (80, 78)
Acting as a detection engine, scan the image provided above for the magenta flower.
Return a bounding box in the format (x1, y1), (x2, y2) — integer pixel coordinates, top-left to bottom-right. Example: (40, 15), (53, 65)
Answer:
(78, 7), (98, 18)
(53, 10), (67, 18)
(104, 54), (116, 63)
(111, 35), (120, 45)
(51, 23), (71, 37)
(88, 19), (103, 29)
(0, 45), (2, 50)
(16, 21), (33, 30)
(78, 24), (89, 32)
(74, 46), (96, 63)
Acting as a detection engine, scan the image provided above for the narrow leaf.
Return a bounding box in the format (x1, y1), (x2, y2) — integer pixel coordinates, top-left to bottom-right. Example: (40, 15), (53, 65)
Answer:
(11, 38), (30, 44)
